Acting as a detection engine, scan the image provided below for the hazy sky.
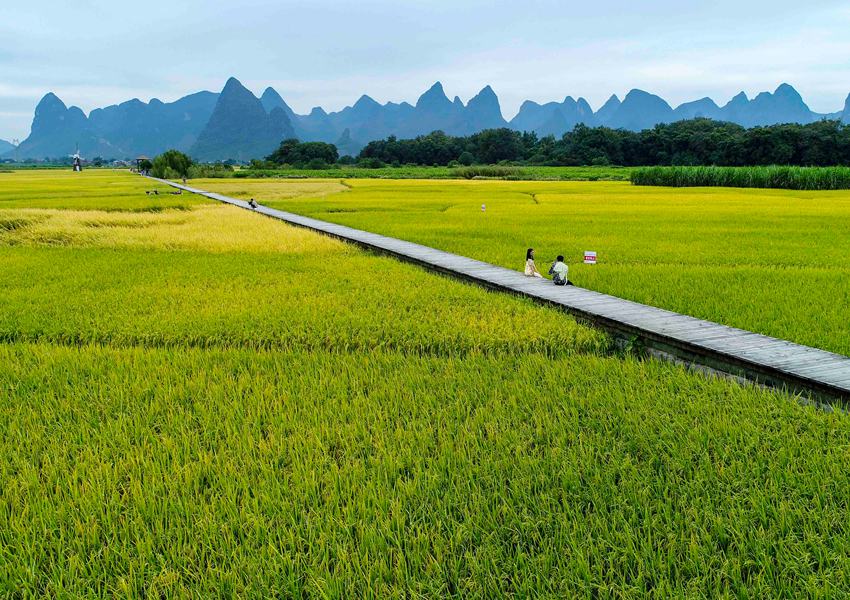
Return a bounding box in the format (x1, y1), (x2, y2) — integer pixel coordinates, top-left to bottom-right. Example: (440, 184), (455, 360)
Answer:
(2, 0), (850, 141)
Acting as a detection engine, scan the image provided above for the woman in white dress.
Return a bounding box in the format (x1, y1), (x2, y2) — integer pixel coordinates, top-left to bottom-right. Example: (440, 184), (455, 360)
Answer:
(524, 248), (544, 278)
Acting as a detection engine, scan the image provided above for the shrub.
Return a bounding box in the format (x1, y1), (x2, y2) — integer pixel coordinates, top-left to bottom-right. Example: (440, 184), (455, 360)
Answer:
(188, 163), (235, 179)
(249, 159), (277, 170)
(305, 158), (329, 170)
(449, 165), (528, 180)
(359, 157), (385, 169)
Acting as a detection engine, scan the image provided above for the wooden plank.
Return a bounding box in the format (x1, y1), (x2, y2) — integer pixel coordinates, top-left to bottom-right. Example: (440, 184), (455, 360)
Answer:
(789, 360), (850, 377)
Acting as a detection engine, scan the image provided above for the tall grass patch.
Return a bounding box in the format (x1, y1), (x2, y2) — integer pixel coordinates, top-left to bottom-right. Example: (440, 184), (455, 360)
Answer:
(631, 165), (850, 190)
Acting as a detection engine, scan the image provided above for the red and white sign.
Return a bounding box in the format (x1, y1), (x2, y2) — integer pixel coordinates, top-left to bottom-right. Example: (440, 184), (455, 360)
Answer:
(584, 251), (597, 265)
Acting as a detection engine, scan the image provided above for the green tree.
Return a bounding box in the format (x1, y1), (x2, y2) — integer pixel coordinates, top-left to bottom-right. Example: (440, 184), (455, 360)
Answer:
(355, 120), (850, 168)
(267, 139), (338, 166)
(266, 139), (300, 165)
(151, 150), (193, 179)
(457, 151), (474, 166)
(470, 128), (525, 164)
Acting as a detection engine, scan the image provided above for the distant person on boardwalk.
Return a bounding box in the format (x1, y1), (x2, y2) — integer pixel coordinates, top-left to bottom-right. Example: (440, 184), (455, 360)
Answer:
(248, 198), (258, 210)
(549, 255), (571, 286)
(524, 248), (544, 278)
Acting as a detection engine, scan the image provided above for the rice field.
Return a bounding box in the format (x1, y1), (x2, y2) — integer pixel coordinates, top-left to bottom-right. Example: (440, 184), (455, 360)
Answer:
(197, 177), (850, 356)
(3, 170), (850, 596)
(226, 164), (635, 181)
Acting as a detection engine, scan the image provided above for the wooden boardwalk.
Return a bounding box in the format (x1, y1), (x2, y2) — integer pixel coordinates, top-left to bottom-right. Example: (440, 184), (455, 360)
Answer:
(152, 177), (850, 403)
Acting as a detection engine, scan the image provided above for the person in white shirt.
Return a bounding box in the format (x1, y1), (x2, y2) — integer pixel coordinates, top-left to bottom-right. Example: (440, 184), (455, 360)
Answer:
(549, 255), (570, 286)
(524, 248), (544, 278)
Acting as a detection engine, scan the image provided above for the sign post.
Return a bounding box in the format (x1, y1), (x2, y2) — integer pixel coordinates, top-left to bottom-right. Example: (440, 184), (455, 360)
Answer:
(584, 251), (597, 265)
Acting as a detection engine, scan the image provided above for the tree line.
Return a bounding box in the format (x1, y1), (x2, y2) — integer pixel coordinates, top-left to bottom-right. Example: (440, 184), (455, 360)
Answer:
(357, 119), (850, 167)
(152, 118), (850, 172)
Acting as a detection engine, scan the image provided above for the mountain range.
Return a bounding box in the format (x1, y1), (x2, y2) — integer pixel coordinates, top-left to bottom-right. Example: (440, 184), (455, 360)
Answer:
(0, 139), (14, 155)
(7, 78), (850, 161)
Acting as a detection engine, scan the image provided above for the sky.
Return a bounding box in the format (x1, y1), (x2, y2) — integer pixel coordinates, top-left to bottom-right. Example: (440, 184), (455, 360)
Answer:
(1, 0), (850, 141)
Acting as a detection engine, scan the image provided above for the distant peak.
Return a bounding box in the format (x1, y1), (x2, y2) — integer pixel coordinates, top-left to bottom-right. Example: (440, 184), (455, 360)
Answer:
(37, 92), (66, 110)
(337, 128), (352, 143)
(774, 83), (802, 99)
(309, 106), (327, 117)
(576, 98), (593, 113)
(261, 87), (292, 115)
(466, 86), (503, 123)
(453, 96), (464, 107)
(222, 77), (248, 94)
(594, 94), (621, 119)
(416, 81), (451, 109)
(261, 87), (282, 100)
(688, 97), (718, 107)
(354, 94), (380, 109)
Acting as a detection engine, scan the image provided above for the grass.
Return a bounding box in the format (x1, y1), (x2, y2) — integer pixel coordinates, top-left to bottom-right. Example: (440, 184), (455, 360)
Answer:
(197, 177), (850, 356)
(3, 170), (850, 596)
(632, 166), (850, 190)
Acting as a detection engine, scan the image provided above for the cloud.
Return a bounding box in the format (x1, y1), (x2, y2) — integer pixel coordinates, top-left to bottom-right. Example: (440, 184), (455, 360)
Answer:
(1, 0), (849, 139)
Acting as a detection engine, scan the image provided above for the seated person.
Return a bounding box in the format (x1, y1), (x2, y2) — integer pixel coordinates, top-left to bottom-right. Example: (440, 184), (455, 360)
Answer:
(524, 248), (544, 278)
(548, 255), (570, 286)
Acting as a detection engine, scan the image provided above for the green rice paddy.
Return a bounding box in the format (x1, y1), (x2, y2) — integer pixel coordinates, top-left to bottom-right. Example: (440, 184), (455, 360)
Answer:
(198, 177), (850, 356)
(1, 170), (849, 597)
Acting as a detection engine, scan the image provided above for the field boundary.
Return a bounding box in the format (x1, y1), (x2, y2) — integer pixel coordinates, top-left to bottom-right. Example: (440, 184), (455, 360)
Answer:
(149, 176), (850, 404)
